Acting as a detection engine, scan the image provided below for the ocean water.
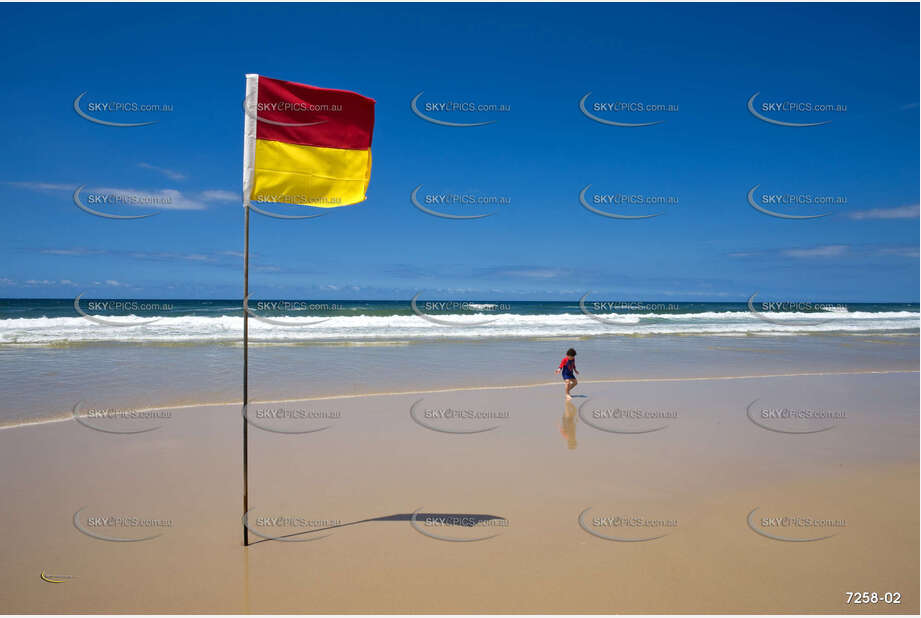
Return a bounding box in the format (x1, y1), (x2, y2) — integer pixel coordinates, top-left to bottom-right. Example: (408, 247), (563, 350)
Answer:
(1, 299), (917, 427)
(0, 299), (918, 346)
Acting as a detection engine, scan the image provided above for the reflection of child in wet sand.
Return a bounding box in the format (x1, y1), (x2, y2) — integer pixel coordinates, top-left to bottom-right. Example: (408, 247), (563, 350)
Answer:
(559, 400), (577, 449)
(555, 348), (579, 400)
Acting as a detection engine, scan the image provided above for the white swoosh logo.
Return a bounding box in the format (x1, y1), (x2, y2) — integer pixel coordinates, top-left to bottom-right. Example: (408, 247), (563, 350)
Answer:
(578, 292), (642, 325)
(243, 295), (330, 327)
(746, 507), (837, 542)
(578, 507), (669, 542)
(241, 92), (328, 127)
(744, 399), (837, 435)
(747, 92), (830, 127)
(579, 185), (662, 219)
(410, 92), (495, 127)
(241, 510), (332, 542)
(409, 507), (503, 542)
(72, 401), (163, 435)
(577, 399), (670, 435)
(410, 185), (494, 219)
(408, 399), (500, 434)
(73, 293), (161, 327)
(241, 404), (335, 435)
(579, 93), (663, 127)
(73, 507), (162, 542)
(410, 292), (497, 326)
(746, 292), (834, 327)
(73, 92), (158, 127)
(746, 185), (832, 220)
(73, 185), (159, 220)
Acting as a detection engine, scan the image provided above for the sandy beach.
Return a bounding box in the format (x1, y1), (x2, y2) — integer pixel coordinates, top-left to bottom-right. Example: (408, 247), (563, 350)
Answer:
(1, 364), (917, 613)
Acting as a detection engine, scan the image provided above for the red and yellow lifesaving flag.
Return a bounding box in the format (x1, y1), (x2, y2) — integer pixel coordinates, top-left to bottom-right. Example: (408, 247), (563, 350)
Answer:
(242, 74), (375, 208)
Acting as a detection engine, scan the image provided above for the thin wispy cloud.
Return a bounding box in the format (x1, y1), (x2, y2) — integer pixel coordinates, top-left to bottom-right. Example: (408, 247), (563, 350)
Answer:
(28, 247), (320, 279)
(878, 246), (920, 258)
(93, 187), (207, 211)
(731, 243), (917, 260)
(34, 247), (246, 268)
(730, 245), (851, 259)
(25, 279), (79, 287)
(6, 181), (233, 211)
(488, 267), (570, 279)
(200, 190), (238, 203)
(848, 204), (919, 220)
(781, 245), (849, 258)
(3, 181), (75, 191)
(16, 278), (132, 289)
(39, 248), (105, 256)
(657, 288), (732, 297)
(138, 162), (186, 181)
(121, 250), (234, 263)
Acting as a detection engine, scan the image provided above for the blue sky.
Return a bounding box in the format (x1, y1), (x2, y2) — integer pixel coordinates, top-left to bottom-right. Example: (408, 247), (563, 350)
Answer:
(0, 2), (917, 301)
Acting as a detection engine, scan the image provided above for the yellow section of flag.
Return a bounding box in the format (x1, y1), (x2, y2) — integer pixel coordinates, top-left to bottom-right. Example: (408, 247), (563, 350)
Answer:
(251, 139), (372, 207)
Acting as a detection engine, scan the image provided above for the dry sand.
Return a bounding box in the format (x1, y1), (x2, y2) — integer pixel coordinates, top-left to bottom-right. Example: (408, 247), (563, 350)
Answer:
(0, 370), (917, 613)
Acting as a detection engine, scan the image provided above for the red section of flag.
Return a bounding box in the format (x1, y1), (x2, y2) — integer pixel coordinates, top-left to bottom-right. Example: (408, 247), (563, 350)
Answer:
(255, 76), (375, 151)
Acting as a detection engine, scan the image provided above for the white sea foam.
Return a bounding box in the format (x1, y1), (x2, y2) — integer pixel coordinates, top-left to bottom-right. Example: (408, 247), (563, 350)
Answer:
(0, 311), (917, 346)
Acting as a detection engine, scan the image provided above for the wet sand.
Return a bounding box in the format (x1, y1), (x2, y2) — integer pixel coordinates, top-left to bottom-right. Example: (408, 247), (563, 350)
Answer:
(0, 370), (917, 613)
(3, 332), (918, 429)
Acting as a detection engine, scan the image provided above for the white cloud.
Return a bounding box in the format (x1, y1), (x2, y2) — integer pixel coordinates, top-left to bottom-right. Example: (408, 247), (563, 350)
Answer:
(15, 278), (133, 288)
(4, 181), (74, 191)
(878, 247), (920, 258)
(499, 268), (564, 279)
(40, 248), (104, 256)
(35, 247), (242, 267)
(782, 245), (849, 258)
(92, 187), (206, 211)
(8, 181), (217, 210)
(200, 190), (238, 202)
(848, 204), (919, 220)
(138, 162), (186, 181)
(660, 289), (731, 297)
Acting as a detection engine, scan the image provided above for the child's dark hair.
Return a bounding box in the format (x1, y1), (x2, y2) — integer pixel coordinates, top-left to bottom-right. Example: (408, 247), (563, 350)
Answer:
(566, 348), (577, 357)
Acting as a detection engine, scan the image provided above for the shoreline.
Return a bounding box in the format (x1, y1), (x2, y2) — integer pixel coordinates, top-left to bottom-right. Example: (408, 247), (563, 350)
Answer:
(4, 332), (917, 428)
(4, 367), (918, 433)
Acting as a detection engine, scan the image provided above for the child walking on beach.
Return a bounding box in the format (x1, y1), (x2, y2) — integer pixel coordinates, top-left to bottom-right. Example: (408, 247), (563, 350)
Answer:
(555, 348), (579, 400)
